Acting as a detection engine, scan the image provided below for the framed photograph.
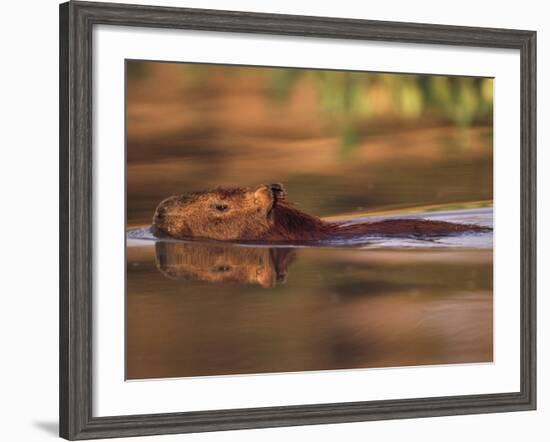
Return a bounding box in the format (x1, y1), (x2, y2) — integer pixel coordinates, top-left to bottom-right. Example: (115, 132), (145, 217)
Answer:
(59, 1), (536, 439)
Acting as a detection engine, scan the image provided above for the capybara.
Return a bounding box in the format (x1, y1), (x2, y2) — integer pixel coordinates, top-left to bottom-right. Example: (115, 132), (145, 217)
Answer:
(152, 183), (491, 242)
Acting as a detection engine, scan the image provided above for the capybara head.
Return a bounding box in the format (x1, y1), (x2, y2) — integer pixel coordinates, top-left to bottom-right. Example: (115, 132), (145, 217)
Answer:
(152, 184), (288, 241)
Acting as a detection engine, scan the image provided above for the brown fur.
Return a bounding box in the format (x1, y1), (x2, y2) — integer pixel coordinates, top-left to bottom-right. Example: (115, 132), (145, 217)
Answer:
(152, 184), (490, 242)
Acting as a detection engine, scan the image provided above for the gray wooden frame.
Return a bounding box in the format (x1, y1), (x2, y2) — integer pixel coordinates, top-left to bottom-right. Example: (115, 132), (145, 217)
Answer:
(59, 1), (537, 439)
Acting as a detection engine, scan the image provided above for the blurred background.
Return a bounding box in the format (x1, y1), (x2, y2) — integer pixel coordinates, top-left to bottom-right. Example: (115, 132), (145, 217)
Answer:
(126, 61), (493, 227)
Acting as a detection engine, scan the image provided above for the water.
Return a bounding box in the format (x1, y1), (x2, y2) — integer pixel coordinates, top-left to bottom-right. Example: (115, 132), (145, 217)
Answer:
(125, 62), (493, 380)
(126, 207), (493, 380)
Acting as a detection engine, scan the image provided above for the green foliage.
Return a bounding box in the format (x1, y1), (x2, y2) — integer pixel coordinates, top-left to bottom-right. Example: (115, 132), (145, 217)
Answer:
(268, 68), (301, 102)
(339, 124), (361, 157)
(261, 68), (493, 154)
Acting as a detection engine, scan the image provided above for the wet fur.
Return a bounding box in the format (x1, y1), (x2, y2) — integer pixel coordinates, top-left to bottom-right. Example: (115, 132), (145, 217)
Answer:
(152, 184), (491, 242)
(265, 200), (489, 241)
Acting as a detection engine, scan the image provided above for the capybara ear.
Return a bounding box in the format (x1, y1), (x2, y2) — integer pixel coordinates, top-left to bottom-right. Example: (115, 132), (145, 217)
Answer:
(269, 183), (287, 200)
(254, 183), (287, 211)
(253, 184), (275, 212)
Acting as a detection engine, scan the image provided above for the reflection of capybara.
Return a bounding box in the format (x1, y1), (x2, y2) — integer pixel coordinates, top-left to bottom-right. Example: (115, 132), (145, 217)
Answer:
(155, 242), (295, 287)
(152, 183), (491, 242)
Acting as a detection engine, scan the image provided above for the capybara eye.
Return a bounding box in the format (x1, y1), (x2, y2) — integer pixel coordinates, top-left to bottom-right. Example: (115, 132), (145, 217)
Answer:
(213, 265), (231, 273)
(212, 203), (229, 212)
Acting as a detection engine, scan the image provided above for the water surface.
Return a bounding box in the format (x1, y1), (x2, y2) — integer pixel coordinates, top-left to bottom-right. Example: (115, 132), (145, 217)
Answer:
(126, 208), (493, 380)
